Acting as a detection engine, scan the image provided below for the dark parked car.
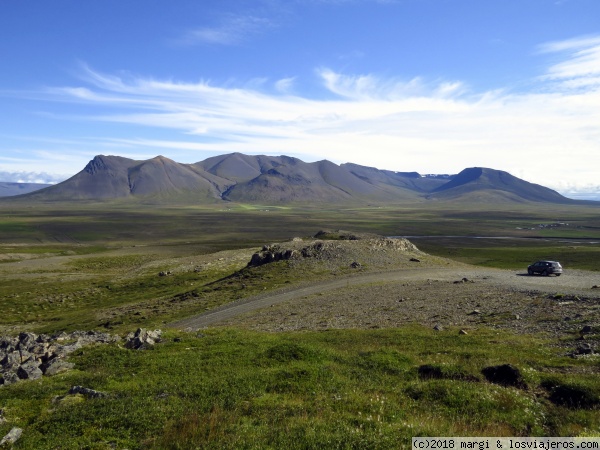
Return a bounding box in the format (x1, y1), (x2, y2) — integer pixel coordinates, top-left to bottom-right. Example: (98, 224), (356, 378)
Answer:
(527, 260), (562, 276)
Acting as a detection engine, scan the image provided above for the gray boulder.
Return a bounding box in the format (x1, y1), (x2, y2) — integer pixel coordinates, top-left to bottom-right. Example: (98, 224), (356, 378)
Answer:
(0, 427), (23, 446)
(17, 360), (43, 380)
(125, 328), (162, 350)
(69, 385), (108, 398)
(41, 358), (75, 376)
(1, 372), (19, 386)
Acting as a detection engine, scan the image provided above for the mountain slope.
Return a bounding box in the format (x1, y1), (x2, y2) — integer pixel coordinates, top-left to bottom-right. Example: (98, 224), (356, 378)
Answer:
(23, 155), (231, 202)
(9, 154), (589, 205)
(429, 167), (571, 203)
(0, 182), (51, 197)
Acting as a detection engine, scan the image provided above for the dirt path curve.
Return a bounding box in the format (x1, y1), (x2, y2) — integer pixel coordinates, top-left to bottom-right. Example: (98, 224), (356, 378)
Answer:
(170, 266), (600, 330)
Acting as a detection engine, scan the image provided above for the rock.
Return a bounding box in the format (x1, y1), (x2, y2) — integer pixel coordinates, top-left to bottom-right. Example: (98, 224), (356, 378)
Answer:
(580, 325), (593, 334)
(17, 360), (43, 380)
(433, 324), (443, 331)
(54, 340), (83, 358)
(17, 332), (38, 349)
(0, 427), (23, 446)
(0, 329), (122, 387)
(570, 343), (594, 357)
(125, 328), (162, 350)
(410, 258), (421, 262)
(69, 385), (108, 399)
(1, 352), (21, 372)
(467, 310), (481, 315)
(350, 261), (362, 269)
(0, 336), (18, 351)
(459, 329), (468, 335)
(0, 372), (19, 386)
(592, 285), (599, 289)
(481, 364), (527, 389)
(248, 248), (298, 267)
(41, 358), (75, 376)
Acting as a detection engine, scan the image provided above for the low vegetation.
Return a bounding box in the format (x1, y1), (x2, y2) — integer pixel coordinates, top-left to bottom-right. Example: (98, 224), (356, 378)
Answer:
(1, 201), (599, 447)
(1, 327), (599, 449)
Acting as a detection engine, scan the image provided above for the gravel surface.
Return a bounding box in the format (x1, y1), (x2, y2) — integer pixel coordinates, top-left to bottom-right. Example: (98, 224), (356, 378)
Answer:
(174, 265), (600, 343)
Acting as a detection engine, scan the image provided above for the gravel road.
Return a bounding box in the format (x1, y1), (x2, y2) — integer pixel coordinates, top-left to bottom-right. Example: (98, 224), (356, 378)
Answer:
(171, 266), (600, 334)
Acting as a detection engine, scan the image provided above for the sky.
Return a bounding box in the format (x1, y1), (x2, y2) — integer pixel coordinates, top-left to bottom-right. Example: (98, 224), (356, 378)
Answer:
(1, 0), (600, 198)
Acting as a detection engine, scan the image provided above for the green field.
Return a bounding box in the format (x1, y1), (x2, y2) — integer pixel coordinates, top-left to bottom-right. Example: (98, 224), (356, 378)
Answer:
(0, 200), (599, 447)
(2, 327), (600, 448)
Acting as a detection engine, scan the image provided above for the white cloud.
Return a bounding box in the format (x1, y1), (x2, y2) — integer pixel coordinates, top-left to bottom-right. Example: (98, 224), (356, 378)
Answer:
(539, 35), (600, 88)
(9, 35), (600, 196)
(177, 15), (274, 46)
(0, 170), (65, 184)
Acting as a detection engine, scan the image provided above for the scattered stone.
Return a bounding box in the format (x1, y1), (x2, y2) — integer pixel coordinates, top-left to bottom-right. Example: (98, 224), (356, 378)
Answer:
(433, 324), (443, 331)
(467, 310), (481, 315)
(569, 343), (594, 357)
(350, 261), (362, 269)
(513, 314), (521, 320)
(69, 385), (108, 399)
(158, 271), (172, 277)
(459, 329), (468, 335)
(481, 364), (527, 389)
(0, 427), (23, 446)
(410, 258), (421, 262)
(124, 328), (162, 350)
(0, 330), (121, 387)
(592, 285), (599, 289)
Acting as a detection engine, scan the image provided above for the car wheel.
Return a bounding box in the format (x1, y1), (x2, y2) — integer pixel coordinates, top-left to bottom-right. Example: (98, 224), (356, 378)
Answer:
(542, 270), (548, 276)
(555, 273), (561, 277)
(528, 269), (533, 275)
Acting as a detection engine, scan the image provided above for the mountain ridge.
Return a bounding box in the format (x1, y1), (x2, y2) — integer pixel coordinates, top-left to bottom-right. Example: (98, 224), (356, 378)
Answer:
(5, 153), (595, 205)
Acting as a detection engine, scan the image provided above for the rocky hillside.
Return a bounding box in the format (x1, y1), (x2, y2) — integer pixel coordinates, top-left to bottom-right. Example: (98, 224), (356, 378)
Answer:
(12, 152), (584, 205)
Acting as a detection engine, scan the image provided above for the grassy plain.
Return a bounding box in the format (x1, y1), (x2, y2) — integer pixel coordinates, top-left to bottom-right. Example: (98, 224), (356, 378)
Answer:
(0, 200), (599, 447)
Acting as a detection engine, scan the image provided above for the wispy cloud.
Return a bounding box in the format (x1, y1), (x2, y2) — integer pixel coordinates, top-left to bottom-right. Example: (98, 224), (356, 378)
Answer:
(177, 14), (274, 46)
(0, 170), (65, 184)
(538, 35), (600, 89)
(14, 35), (600, 194)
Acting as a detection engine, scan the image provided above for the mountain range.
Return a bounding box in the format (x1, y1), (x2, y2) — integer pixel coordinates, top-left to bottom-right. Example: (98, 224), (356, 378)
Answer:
(0, 182), (52, 197)
(5, 153), (590, 205)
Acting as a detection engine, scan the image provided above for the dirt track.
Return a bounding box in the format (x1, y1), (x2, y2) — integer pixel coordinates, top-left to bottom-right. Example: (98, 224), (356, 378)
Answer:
(171, 266), (600, 333)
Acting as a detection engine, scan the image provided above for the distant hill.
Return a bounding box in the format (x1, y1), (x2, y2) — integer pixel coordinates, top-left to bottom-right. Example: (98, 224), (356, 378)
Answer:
(9, 153), (592, 205)
(0, 182), (51, 197)
(428, 167), (571, 203)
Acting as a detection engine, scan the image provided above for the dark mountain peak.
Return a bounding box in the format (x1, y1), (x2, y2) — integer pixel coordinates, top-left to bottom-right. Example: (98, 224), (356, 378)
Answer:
(11, 153), (591, 205)
(431, 167), (571, 203)
(83, 155), (135, 175)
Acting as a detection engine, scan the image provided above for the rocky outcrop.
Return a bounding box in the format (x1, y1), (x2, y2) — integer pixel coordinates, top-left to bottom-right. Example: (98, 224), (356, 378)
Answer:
(124, 328), (162, 350)
(247, 235), (421, 268)
(0, 330), (119, 387)
(248, 244), (299, 267)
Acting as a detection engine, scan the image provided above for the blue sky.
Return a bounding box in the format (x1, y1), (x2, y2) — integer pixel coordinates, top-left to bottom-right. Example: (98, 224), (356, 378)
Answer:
(1, 0), (600, 197)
